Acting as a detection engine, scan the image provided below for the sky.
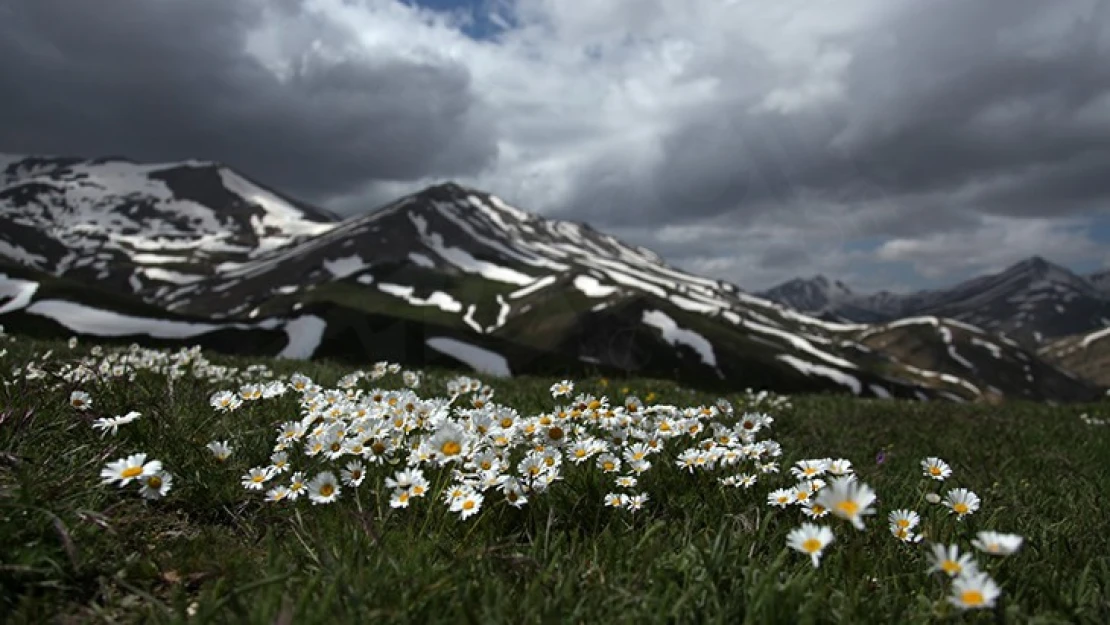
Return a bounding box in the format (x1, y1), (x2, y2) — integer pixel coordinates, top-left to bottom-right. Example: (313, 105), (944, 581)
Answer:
(1, 0), (1109, 293)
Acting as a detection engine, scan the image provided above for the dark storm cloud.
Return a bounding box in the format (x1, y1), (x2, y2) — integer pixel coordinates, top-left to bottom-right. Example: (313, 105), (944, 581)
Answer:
(0, 0), (498, 202)
(553, 0), (1110, 232)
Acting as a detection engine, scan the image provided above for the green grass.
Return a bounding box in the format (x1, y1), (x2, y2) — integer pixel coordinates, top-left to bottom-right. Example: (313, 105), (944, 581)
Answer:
(1, 333), (1108, 624)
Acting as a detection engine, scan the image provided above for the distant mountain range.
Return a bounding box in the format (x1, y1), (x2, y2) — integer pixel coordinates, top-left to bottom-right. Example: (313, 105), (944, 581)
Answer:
(760, 257), (1110, 347)
(0, 153), (1103, 402)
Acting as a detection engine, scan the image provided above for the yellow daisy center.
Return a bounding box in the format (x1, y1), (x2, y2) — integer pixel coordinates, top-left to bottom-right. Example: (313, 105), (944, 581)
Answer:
(319, 484), (335, 497)
(953, 503), (969, 514)
(802, 538), (822, 553)
(603, 461), (616, 471)
(796, 491), (809, 501)
(462, 500), (476, 511)
(121, 466), (143, 479)
(929, 466), (942, 476)
(252, 474), (265, 483)
(960, 590), (984, 606)
(896, 519), (910, 528)
(836, 500), (860, 517)
(941, 560), (961, 575)
(441, 441), (462, 456)
(146, 476), (162, 489)
(548, 427), (564, 441)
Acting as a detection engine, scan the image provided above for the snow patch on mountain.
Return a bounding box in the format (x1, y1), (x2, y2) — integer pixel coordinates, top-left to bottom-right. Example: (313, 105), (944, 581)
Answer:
(24, 299), (280, 337)
(641, 309), (717, 368)
(426, 336), (511, 377)
(509, 275), (558, 299)
(377, 283), (464, 314)
(277, 315), (327, 359)
(573, 275), (618, 298)
(0, 273), (39, 314)
(776, 354), (862, 395)
(322, 255), (366, 280)
(409, 213), (534, 285)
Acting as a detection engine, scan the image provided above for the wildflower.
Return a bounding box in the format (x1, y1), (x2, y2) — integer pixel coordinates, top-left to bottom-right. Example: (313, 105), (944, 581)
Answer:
(207, 440), (233, 462)
(69, 390), (92, 410)
(139, 471), (173, 500)
(403, 370), (421, 388)
(450, 490), (484, 519)
(943, 488), (981, 519)
(242, 467), (275, 490)
(615, 475), (638, 488)
(814, 475), (877, 530)
(550, 380), (574, 398)
(389, 489), (412, 508)
(927, 543), (978, 577)
(266, 485), (291, 502)
(801, 501), (829, 519)
(768, 488), (794, 508)
(596, 453), (621, 473)
(307, 472), (341, 505)
(826, 459), (853, 476)
(269, 451), (290, 474)
(949, 571), (1002, 610)
(921, 457), (953, 481)
(91, 411), (141, 437)
(791, 459), (828, 480)
(888, 509), (920, 531)
(625, 492), (649, 512)
(428, 422), (468, 463)
(341, 461), (366, 487)
(101, 453), (162, 487)
(972, 531), (1023, 556)
(604, 493), (625, 508)
(924, 492), (942, 504)
(287, 472), (308, 500)
(209, 390), (243, 412)
(786, 523), (835, 568)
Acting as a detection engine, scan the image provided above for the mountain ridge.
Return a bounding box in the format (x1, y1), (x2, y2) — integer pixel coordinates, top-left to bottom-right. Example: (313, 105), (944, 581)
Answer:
(760, 256), (1110, 347)
(0, 153), (1101, 403)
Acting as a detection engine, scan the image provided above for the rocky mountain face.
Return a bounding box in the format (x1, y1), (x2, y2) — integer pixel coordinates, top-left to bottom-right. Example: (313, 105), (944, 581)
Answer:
(762, 257), (1110, 348)
(0, 154), (1102, 403)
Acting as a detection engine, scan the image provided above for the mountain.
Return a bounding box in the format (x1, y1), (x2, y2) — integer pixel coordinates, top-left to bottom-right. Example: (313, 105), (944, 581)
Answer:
(1039, 327), (1110, 388)
(1087, 268), (1110, 296)
(758, 276), (906, 323)
(761, 257), (1110, 348)
(0, 154), (1101, 403)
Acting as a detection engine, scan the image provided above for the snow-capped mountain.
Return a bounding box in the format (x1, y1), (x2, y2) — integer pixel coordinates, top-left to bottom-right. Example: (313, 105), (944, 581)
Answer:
(763, 257), (1110, 347)
(1087, 268), (1110, 296)
(0, 154), (338, 295)
(0, 154), (1100, 402)
(758, 276), (905, 323)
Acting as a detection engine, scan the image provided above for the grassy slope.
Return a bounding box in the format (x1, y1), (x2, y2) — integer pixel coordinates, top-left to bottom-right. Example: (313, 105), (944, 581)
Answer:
(0, 334), (1108, 624)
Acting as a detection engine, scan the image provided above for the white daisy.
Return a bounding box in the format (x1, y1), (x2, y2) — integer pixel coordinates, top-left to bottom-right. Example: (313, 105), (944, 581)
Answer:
(786, 523), (835, 568)
(101, 453), (161, 487)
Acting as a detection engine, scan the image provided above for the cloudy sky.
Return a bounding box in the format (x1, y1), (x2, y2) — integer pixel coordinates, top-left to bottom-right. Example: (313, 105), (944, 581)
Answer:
(2, 0), (1108, 292)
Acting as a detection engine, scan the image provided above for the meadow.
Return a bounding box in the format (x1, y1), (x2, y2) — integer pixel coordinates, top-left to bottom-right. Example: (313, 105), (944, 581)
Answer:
(0, 331), (1108, 624)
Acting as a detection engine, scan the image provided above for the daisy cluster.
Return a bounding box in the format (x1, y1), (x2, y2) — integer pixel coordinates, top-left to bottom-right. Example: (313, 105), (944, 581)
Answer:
(775, 455), (1023, 611)
(1078, 413), (1108, 426)
(12, 340), (277, 395)
(200, 371), (787, 520)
